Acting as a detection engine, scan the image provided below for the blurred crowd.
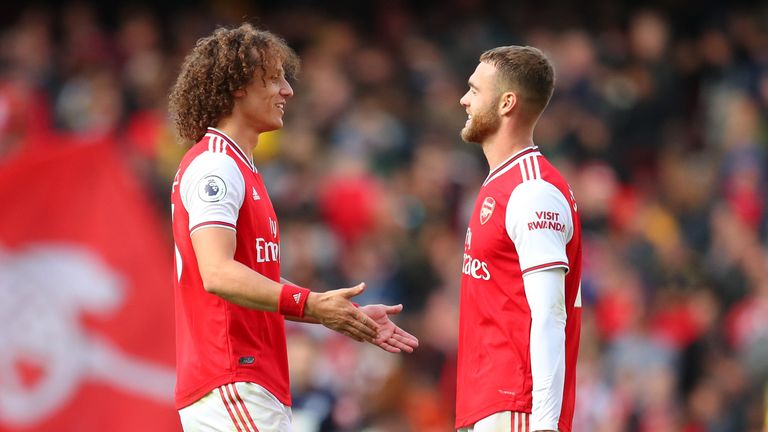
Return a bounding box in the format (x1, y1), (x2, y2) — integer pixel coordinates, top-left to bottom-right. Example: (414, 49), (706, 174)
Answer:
(2, 0), (768, 431)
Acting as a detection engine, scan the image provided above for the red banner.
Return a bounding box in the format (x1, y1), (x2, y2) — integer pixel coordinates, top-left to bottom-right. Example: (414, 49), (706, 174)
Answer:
(0, 143), (180, 431)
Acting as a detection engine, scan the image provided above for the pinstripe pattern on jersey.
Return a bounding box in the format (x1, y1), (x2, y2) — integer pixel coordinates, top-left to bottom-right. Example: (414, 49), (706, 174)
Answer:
(483, 147), (541, 187)
(205, 127), (256, 172)
(207, 135), (228, 154)
(519, 153), (541, 182)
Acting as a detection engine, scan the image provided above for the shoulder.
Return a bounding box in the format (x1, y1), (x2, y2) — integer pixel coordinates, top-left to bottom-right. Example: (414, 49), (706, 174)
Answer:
(509, 179), (568, 206)
(183, 151), (242, 179)
(535, 156), (572, 189)
(179, 151), (245, 202)
(506, 179), (573, 233)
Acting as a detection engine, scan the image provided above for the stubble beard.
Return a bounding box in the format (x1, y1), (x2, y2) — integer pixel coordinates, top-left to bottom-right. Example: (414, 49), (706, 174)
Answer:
(460, 103), (500, 144)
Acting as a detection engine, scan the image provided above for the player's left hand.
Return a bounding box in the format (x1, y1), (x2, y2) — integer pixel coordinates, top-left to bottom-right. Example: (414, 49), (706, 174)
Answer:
(358, 304), (419, 353)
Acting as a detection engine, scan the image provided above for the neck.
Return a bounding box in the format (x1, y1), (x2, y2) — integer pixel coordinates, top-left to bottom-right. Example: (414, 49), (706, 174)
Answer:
(482, 122), (535, 171)
(214, 117), (259, 155)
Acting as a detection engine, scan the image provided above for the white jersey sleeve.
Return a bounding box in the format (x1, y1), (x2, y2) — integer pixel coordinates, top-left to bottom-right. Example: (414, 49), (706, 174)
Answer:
(179, 152), (245, 234)
(505, 179), (572, 275)
(523, 267), (567, 430)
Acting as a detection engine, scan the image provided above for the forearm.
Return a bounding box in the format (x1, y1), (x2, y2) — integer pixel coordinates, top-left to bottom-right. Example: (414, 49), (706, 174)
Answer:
(202, 259), (283, 311)
(192, 228), (283, 311)
(191, 228), (375, 340)
(523, 269), (567, 431)
(529, 310), (566, 431)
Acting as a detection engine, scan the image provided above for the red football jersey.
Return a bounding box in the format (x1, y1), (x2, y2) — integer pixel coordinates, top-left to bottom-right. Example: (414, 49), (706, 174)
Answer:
(456, 147), (582, 431)
(171, 128), (290, 409)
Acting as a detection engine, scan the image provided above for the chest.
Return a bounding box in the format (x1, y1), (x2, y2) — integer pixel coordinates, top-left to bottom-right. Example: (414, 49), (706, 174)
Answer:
(240, 171), (279, 244)
(464, 189), (512, 261)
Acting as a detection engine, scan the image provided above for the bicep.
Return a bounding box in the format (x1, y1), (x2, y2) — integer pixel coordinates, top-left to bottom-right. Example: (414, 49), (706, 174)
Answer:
(191, 227), (237, 275)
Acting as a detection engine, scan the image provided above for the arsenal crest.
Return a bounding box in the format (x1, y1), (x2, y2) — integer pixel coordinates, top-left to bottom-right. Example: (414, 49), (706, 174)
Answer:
(480, 197), (496, 225)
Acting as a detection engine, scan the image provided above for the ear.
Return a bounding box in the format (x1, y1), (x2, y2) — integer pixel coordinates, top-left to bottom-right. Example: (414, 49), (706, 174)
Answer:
(233, 88), (246, 98)
(498, 91), (517, 116)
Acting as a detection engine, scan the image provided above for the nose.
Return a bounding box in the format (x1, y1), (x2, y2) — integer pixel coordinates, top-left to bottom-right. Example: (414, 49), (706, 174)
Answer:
(459, 92), (469, 107)
(281, 79), (294, 98)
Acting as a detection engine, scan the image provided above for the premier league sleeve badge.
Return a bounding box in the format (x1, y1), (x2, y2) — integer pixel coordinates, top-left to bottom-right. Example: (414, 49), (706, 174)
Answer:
(197, 175), (227, 202)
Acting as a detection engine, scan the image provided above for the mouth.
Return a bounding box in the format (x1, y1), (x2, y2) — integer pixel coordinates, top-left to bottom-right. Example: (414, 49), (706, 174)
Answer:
(276, 102), (286, 113)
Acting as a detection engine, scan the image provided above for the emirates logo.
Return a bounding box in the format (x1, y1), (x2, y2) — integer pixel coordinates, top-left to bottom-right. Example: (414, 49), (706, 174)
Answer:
(480, 197), (495, 225)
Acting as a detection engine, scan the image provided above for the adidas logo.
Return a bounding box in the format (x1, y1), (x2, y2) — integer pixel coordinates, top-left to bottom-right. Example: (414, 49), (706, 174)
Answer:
(252, 187), (260, 201)
(293, 293), (301, 304)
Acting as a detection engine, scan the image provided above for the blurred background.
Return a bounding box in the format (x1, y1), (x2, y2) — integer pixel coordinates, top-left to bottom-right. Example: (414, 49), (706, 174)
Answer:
(1, 0), (767, 431)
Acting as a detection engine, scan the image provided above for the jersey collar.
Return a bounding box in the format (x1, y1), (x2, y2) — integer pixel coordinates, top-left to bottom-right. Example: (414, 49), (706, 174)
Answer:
(206, 127), (256, 172)
(483, 146), (540, 186)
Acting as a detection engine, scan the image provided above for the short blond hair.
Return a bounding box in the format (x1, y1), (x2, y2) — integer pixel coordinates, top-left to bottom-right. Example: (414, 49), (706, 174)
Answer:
(480, 45), (554, 115)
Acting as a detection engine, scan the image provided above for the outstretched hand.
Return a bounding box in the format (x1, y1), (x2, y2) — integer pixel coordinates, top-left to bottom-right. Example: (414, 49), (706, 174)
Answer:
(305, 283), (380, 342)
(359, 304), (419, 353)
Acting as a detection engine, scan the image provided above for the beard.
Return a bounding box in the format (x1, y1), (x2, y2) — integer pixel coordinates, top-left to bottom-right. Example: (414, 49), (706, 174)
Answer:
(460, 101), (500, 144)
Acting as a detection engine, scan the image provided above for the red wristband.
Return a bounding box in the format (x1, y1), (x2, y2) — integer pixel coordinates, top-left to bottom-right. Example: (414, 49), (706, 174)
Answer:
(279, 284), (311, 318)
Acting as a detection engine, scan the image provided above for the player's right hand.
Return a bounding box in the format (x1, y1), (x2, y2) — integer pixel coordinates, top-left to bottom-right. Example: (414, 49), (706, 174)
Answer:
(304, 283), (379, 342)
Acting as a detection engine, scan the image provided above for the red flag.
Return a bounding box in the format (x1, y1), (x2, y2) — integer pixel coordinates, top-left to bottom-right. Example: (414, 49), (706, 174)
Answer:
(0, 143), (180, 431)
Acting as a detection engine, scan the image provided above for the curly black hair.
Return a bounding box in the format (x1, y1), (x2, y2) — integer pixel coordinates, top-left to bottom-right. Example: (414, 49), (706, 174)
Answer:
(168, 23), (300, 144)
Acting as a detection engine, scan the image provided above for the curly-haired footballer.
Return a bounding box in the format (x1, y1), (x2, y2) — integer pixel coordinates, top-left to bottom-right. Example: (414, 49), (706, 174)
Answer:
(168, 23), (418, 431)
